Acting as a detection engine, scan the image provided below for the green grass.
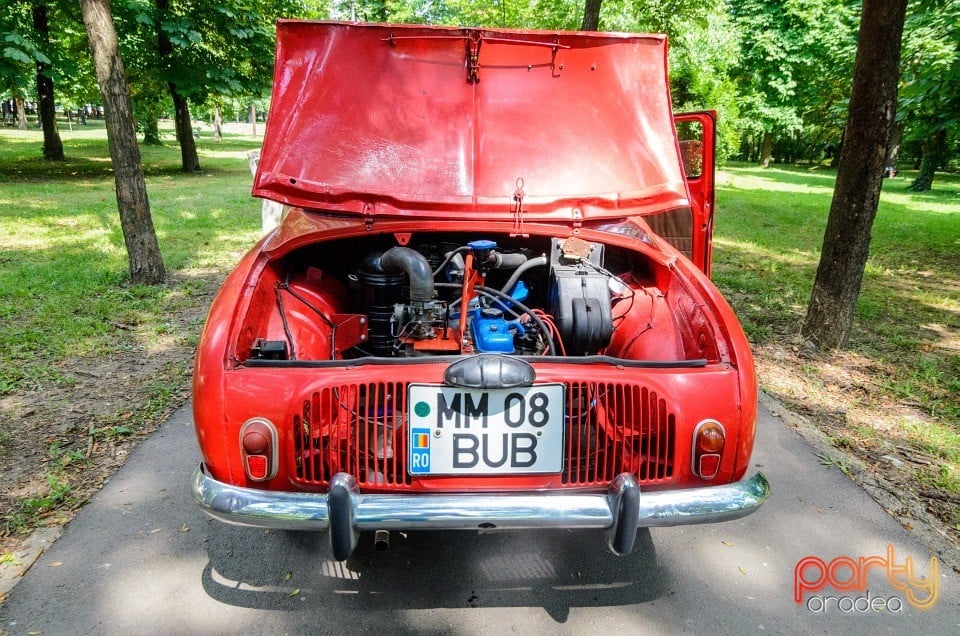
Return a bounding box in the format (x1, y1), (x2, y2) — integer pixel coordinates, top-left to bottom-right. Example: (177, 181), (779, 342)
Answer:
(0, 120), (262, 394)
(4, 440), (85, 535)
(714, 162), (960, 493)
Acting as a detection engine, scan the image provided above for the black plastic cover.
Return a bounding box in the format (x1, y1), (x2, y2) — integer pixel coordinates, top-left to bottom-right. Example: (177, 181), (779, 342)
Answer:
(251, 339), (289, 360)
(548, 238), (613, 355)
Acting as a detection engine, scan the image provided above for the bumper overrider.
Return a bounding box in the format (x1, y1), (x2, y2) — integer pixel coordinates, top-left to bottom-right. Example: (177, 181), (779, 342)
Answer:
(192, 465), (770, 560)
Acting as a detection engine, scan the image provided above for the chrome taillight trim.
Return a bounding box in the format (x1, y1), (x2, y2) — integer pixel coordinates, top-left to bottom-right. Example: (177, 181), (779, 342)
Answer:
(239, 417), (279, 481)
(691, 418), (725, 480)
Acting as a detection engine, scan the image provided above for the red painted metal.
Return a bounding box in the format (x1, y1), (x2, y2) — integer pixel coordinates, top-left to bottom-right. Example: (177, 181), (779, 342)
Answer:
(329, 314), (369, 355)
(290, 378), (676, 491)
(193, 21), (758, 512)
(674, 111), (717, 274)
(254, 22), (689, 221)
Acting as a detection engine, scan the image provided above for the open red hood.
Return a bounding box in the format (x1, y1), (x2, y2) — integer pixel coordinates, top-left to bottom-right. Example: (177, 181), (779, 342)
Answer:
(254, 21), (689, 221)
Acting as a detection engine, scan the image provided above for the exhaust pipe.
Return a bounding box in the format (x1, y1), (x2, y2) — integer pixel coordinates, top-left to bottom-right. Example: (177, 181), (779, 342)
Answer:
(374, 529), (390, 551)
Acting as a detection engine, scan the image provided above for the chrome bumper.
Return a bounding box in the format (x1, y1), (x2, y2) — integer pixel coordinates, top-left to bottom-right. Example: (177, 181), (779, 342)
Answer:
(192, 466), (769, 558)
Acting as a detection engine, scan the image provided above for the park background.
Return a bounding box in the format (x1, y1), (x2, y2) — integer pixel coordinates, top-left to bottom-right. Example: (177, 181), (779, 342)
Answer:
(1, 0), (958, 573)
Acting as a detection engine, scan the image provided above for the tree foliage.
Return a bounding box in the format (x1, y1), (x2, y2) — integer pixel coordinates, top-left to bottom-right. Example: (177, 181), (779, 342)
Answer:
(728, 0), (859, 164)
(900, 0), (960, 189)
(0, 0), (956, 178)
(1, 7), (46, 102)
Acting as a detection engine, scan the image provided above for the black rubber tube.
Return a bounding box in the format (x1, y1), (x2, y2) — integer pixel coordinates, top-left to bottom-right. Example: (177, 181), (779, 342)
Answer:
(380, 246), (435, 303)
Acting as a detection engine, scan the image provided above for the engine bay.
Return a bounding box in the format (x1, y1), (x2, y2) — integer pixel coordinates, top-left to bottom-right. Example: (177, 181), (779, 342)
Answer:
(237, 231), (721, 364)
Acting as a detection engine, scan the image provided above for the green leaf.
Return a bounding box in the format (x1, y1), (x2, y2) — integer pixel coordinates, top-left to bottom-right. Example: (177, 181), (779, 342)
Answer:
(2, 47), (31, 65)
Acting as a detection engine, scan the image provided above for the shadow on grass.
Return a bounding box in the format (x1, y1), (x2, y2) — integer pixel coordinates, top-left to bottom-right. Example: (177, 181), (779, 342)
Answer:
(715, 171), (960, 427)
(725, 162), (960, 197)
(723, 162), (840, 186)
(0, 131), (263, 394)
(0, 134), (262, 183)
(0, 242), (159, 365)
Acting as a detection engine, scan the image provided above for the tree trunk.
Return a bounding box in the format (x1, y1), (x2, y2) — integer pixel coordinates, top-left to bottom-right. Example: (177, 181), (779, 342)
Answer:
(829, 145), (841, 168)
(801, 0), (907, 350)
(745, 136), (757, 162)
(759, 131), (773, 167)
(250, 103), (256, 136)
(15, 96), (28, 129)
(32, 2), (64, 161)
(908, 128), (946, 192)
(155, 0), (200, 172)
(884, 120), (903, 171)
(581, 0), (602, 31)
(170, 90), (200, 171)
(80, 0), (166, 285)
(213, 105), (223, 142)
(142, 117), (161, 145)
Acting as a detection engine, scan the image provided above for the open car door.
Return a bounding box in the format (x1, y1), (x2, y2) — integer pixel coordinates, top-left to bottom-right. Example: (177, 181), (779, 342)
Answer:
(674, 111), (717, 276)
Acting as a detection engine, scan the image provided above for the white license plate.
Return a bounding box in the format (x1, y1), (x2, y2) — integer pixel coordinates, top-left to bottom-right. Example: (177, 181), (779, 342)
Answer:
(407, 384), (565, 475)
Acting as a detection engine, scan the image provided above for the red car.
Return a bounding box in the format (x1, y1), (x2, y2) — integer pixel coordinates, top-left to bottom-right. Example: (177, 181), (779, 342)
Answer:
(192, 20), (769, 560)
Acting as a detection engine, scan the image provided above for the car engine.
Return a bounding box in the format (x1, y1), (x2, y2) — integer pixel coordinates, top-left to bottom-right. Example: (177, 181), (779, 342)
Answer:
(243, 233), (643, 362)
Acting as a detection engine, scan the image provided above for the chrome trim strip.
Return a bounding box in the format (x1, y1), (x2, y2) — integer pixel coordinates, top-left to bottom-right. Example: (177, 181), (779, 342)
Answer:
(192, 466), (769, 532)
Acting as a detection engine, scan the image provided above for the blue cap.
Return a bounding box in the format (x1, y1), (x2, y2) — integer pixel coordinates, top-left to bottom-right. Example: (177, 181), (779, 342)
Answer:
(468, 239), (497, 251)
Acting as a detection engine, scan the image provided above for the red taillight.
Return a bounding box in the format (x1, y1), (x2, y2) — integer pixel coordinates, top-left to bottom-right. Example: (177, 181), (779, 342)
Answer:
(246, 454), (268, 480)
(698, 453), (721, 478)
(693, 420), (725, 480)
(242, 429), (269, 455)
(240, 418), (277, 482)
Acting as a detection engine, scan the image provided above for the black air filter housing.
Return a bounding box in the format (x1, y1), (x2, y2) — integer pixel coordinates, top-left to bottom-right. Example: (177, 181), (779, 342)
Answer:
(547, 238), (613, 356)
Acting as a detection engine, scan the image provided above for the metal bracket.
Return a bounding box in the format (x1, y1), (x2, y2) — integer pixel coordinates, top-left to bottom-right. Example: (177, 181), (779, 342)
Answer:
(511, 177), (528, 237)
(571, 207), (583, 235)
(330, 314), (369, 355)
(466, 34), (481, 84)
(328, 473), (360, 561)
(363, 203), (374, 231)
(606, 473), (641, 556)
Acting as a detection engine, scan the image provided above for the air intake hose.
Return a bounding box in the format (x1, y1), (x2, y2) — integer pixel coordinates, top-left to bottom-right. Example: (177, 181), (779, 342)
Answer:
(378, 247), (435, 303)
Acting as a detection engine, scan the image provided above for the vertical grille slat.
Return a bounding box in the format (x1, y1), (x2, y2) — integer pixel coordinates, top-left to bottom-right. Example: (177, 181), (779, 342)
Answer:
(293, 379), (675, 489)
(646, 388), (656, 481)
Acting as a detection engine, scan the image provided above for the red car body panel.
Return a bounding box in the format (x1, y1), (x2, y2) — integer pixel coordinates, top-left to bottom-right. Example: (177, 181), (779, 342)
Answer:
(192, 21), (766, 559)
(254, 21), (688, 220)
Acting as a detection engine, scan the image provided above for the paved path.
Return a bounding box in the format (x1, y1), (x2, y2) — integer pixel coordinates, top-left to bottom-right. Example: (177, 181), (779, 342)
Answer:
(2, 398), (958, 634)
